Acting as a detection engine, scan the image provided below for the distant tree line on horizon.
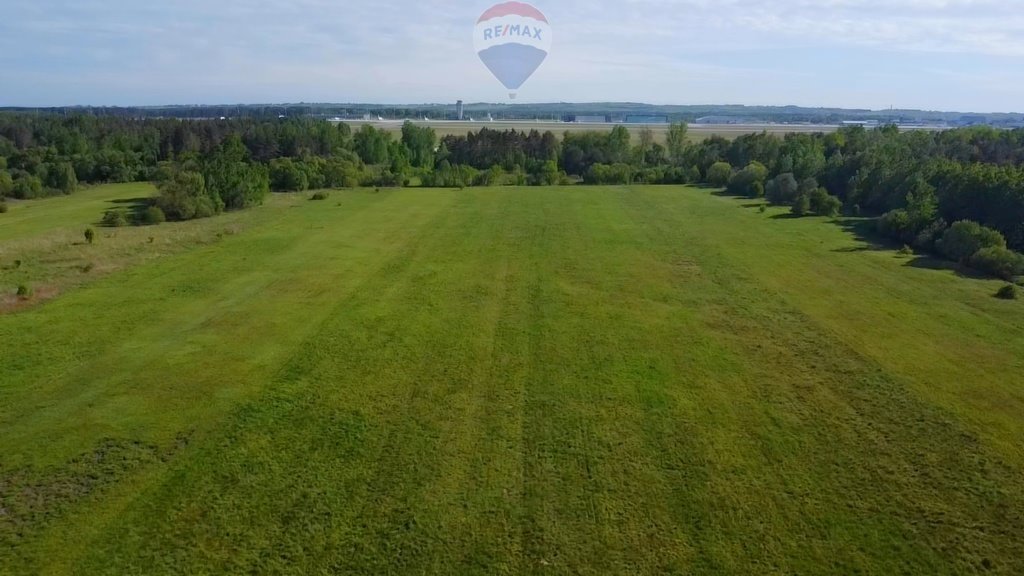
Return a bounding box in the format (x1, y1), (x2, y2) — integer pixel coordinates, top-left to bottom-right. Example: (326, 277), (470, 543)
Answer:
(1, 113), (1022, 280)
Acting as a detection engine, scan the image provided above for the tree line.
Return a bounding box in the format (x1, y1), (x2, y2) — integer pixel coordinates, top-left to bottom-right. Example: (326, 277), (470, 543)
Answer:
(1, 114), (1022, 280)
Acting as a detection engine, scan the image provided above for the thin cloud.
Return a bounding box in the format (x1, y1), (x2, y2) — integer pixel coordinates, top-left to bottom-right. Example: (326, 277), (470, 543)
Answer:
(0, 0), (1022, 110)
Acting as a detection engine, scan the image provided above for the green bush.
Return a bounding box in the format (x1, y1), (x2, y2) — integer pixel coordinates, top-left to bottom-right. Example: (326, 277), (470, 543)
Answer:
(310, 191), (329, 201)
(766, 173), (799, 206)
(101, 209), (129, 228)
(759, 204), (767, 214)
(706, 162), (732, 187)
(0, 201), (7, 213)
(913, 219), (948, 252)
(996, 284), (1019, 300)
(84, 227), (95, 244)
(969, 246), (1024, 280)
(877, 209), (913, 244)
(791, 194), (811, 216)
(725, 162), (768, 197)
(897, 245), (914, 256)
(938, 220), (1006, 263)
(815, 193), (842, 217)
(156, 171), (222, 221)
(16, 284), (32, 299)
(141, 206), (166, 225)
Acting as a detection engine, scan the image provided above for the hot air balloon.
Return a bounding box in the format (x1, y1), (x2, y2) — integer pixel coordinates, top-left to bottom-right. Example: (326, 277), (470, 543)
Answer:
(473, 2), (551, 99)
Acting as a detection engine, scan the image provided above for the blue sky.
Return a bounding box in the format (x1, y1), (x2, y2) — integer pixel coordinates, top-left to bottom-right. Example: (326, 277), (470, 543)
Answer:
(2, 0), (1022, 112)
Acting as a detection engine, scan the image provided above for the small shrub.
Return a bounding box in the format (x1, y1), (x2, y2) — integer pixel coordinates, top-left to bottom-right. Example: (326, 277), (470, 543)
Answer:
(81, 262), (95, 273)
(141, 206), (166, 225)
(791, 194), (811, 216)
(310, 191), (329, 201)
(148, 236), (155, 244)
(13, 259), (21, 269)
(0, 201), (8, 213)
(897, 245), (914, 256)
(759, 204), (767, 214)
(996, 284), (1019, 300)
(16, 284), (32, 299)
(101, 209), (129, 228)
(84, 228), (96, 244)
(970, 246), (1024, 280)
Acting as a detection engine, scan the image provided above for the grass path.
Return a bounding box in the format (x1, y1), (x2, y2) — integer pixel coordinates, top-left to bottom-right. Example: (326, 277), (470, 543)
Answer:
(1, 185), (1022, 574)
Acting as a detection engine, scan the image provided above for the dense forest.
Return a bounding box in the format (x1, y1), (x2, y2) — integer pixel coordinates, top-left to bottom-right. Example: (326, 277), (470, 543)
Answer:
(1, 114), (1022, 280)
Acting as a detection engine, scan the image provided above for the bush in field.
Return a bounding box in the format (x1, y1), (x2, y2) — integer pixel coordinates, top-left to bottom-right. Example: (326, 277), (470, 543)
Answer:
(16, 284), (32, 299)
(268, 158), (309, 192)
(156, 171), (221, 221)
(11, 174), (43, 199)
(141, 206), (166, 225)
(766, 173), (800, 206)
(726, 162), (768, 198)
(84, 227), (95, 244)
(996, 284), (1019, 300)
(706, 162), (732, 187)
(0, 170), (13, 198)
(791, 194), (811, 216)
(877, 209), (914, 244)
(809, 187), (842, 217)
(913, 219), (948, 252)
(101, 209), (130, 227)
(970, 246), (1024, 280)
(937, 221), (1006, 264)
(0, 200), (7, 213)
(310, 191), (329, 201)
(584, 163), (633, 185)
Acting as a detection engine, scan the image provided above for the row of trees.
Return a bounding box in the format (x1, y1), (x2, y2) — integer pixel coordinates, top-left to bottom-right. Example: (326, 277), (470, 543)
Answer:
(1, 114), (1022, 279)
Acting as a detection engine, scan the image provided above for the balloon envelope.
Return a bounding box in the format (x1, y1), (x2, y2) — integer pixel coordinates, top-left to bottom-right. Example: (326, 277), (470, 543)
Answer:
(473, 2), (551, 94)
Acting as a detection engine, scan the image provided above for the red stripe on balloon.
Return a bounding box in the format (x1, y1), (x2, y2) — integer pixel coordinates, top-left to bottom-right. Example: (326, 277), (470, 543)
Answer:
(477, 2), (548, 24)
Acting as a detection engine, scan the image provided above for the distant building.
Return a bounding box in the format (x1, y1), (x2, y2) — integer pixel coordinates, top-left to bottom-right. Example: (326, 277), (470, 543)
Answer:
(456, 100), (464, 121)
(573, 115), (608, 123)
(694, 116), (749, 124)
(624, 115), (669, 124)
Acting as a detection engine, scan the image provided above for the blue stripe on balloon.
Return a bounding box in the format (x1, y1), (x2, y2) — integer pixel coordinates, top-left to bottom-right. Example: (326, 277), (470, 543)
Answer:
(477, 43), (548, 90)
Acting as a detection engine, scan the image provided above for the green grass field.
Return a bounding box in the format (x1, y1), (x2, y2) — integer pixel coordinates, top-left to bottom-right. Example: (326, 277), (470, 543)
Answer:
(2, 184), (1023, 574)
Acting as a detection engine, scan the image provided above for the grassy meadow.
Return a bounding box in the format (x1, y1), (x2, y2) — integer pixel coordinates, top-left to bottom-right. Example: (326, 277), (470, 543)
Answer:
(1, 184), (1023, 574)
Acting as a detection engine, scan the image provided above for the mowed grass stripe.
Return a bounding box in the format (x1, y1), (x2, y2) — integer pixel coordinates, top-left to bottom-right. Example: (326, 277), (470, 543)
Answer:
(516, 190), (707, 574)
(64, 189), (535, 574)
(1, 189), (462, 571)
(617, 187), (1024, 572)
